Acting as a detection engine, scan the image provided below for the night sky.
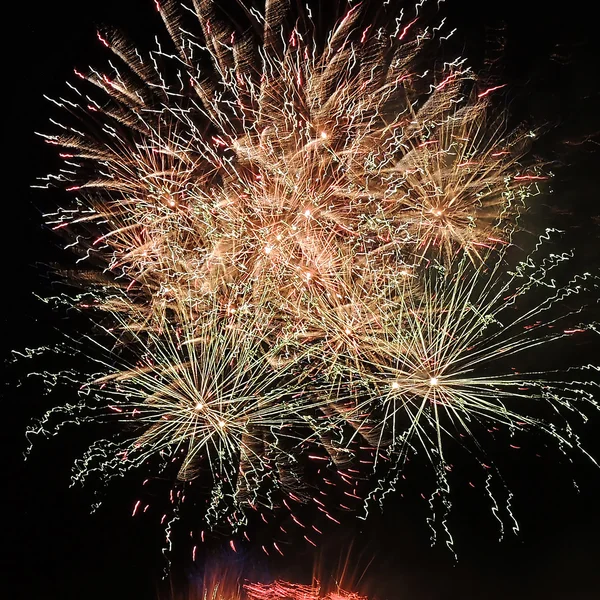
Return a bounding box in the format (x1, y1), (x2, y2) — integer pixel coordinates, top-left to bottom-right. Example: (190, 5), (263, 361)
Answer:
(3, 1), (600, 599)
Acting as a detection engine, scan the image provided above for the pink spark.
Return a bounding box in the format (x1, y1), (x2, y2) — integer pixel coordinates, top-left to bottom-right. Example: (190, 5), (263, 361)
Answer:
(360, 25), (372, 44)
(399, 18), (418, 40)
(477, 84), (507, 98)
(514, 175), (548, 181)
(436, 73), (456, 91)
(97, 32), (110, 48)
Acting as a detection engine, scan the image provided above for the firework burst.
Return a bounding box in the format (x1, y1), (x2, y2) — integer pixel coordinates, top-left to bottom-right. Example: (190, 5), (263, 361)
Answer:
(332, 239), (599, 461)
(25, 0), (599, 555)
(37, 0), (540, 325)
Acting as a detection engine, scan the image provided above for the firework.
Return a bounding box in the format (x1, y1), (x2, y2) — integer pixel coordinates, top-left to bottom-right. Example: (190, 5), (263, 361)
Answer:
(37, 0), (539, 326)
(244, 581), (366, 600)
(26, 0), (599, 555)
(160, 568), (368, 600)
(243, 545), (371, 600)
(160, 561), (245, 600)
(326, 238), (599, 462)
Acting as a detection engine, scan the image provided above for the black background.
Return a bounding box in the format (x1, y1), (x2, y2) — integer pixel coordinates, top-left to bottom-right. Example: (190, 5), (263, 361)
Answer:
(3, 1), (599, 598)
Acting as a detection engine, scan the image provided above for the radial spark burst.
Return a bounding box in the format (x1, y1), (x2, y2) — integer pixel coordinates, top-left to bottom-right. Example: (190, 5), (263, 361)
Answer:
(330, 239), (599, 461)
(25, 0), (599, 554)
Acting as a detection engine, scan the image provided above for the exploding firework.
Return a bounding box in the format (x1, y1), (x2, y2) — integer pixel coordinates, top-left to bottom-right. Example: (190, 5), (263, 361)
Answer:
(244, 581), (367, 600)
(161, 570), (367, 600)
(330, 239), (598, 479)
(244, 545), (372, 600)
(37, 0), (540, 326)
(25, 0), (599, 556)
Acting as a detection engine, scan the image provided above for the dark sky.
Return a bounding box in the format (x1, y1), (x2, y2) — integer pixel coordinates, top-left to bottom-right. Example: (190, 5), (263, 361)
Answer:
(3, 1), (599, 599)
